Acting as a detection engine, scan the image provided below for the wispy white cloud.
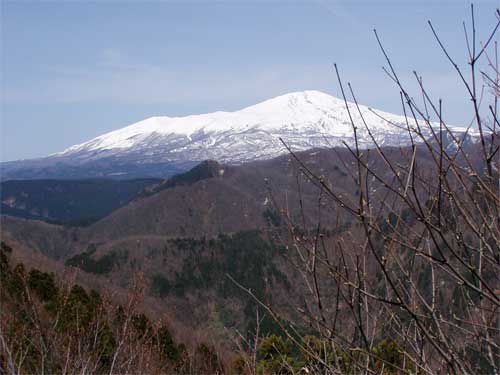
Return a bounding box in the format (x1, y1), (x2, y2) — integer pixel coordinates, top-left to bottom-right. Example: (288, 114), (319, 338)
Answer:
(312, 0), (359, 25)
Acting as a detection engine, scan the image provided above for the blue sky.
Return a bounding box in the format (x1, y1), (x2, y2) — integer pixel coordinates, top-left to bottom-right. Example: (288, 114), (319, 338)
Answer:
(2, 0), (499, 161)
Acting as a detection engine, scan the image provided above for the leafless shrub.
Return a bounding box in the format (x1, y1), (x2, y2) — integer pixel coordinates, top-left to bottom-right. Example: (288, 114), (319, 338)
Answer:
(0, 252), (228, 375)
(263, 5), (499, 375)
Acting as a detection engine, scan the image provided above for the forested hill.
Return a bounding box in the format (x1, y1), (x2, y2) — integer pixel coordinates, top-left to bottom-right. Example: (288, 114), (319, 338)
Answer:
(1, 178), (160, 226)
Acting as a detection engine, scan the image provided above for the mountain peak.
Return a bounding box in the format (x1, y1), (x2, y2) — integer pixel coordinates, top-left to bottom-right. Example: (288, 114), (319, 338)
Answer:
(139, 160), (225, 198)
(255, 90), (337, 105)
(243, 90), (344, 114)
(2, 90), (475, 180)
(59, 90), (348, 156)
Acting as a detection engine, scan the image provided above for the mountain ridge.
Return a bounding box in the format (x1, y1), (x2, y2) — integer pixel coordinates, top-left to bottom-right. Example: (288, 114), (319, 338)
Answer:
(1, 90), (477, 180)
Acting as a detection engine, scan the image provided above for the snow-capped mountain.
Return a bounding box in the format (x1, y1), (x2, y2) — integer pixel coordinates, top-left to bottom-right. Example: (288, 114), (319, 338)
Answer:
(57, 90), (408, 163)
(1, 90), (476, 180)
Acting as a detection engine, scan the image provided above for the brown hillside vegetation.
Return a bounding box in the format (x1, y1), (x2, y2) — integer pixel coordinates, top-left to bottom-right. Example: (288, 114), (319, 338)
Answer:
(1, 6), (499, 374)
(1, 144), (438, 254)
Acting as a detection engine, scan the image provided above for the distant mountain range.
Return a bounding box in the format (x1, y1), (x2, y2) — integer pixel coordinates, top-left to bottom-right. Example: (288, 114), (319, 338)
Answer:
(1, 90), (477, 180)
